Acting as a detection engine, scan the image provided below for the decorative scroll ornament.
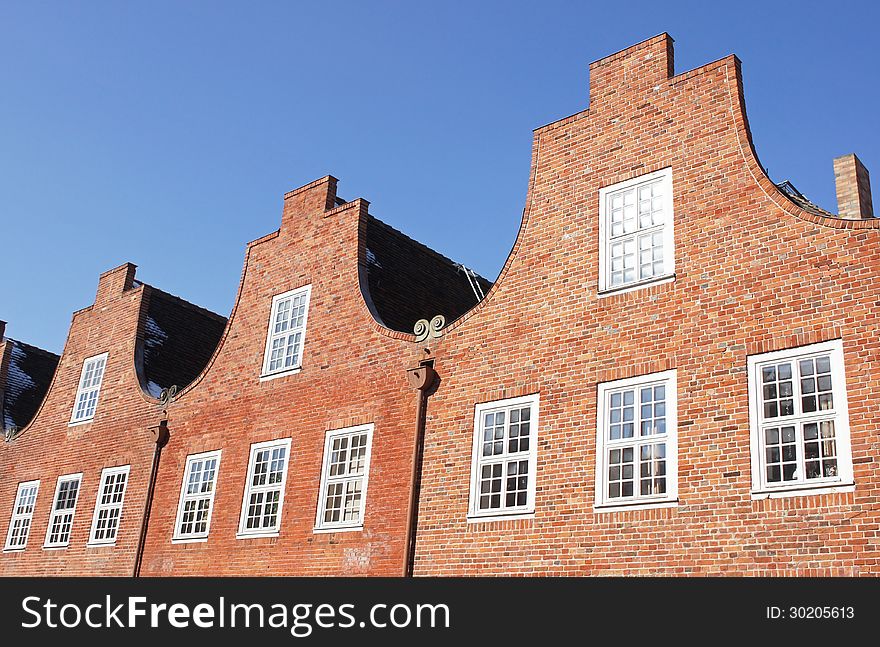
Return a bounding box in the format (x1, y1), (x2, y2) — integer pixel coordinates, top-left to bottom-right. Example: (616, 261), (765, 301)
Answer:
(159, 385), (178, 407)
(413, 315), (446, 342)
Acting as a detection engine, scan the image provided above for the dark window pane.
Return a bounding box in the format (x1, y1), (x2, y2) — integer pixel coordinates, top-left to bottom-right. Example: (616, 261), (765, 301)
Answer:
(823, 459), (838, 477)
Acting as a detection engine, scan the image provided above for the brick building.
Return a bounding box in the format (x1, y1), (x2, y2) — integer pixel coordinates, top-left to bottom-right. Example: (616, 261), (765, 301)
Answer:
(2, 34), (879, 576)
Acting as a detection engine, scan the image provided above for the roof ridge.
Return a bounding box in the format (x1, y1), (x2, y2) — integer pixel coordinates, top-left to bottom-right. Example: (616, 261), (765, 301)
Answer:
(144, 284), (228, 323)
(4, 338), (60, 360)
(366, 215), (492, 284)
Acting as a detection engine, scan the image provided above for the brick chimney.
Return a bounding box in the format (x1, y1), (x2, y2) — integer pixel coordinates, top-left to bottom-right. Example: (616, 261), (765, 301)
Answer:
(0, 320), (5, 340)
(833, 154), (874, 219)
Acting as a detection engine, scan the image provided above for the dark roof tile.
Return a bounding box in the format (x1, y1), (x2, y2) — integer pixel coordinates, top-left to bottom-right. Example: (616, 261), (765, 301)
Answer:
(363, 215), (492, 333)
(139, 287), (227, 396)
(1, 338), (59, 432)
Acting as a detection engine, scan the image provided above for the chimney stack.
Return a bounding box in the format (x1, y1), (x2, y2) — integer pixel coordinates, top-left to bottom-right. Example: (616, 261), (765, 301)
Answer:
(834, 154), (874, 219)
(0, 320), (5, 341)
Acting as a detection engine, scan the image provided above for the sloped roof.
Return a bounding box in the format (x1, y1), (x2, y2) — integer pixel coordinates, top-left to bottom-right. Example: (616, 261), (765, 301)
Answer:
(139, 286), (227, 397)
(1, 338), (59, 432)
(363, 215), (493, 333)
(776, 180), (836, 218)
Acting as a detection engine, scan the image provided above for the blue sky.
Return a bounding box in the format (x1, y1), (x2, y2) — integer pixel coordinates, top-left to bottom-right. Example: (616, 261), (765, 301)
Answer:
(1, 1), (878, 353)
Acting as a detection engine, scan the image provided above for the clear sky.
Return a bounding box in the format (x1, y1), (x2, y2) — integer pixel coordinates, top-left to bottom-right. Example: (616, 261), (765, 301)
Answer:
(1, 1), (878, 353)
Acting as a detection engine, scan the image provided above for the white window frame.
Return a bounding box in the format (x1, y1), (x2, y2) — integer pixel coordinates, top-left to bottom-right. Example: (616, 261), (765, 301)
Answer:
(69, 352), (109, 424)
(87, 465), (130, 546)
(172, 450), (222, 543)
(595, 370), (678, 512)
(314, 424), (374, 533)
(3, 480), (40, 551)
(598, 167), (675, 295)
(467, 394), (540, 522)
(747, 339), (854, 499)
(43, 473), (83, 549)
(237, 438), (292, 539)
(260, 285), (312, 380)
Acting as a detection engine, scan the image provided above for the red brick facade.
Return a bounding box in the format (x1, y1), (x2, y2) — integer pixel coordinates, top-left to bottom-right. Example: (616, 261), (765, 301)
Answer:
(2, 34), (879, 576)
(1, 265), (163, 575)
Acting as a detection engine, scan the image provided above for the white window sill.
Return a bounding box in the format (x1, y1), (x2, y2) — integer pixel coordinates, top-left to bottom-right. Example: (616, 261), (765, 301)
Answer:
(467, 511), (535, 524)
(68, 418), (94, 428)
(313, 524), (364, 534)
(2, 546), (27, 553)
(751, 482), (854, 500)
(236, 531), (280, 540)
(42, 545), (69, 550)
(598, 274), (675, 298)
(171, 536), (209, 544)
(86, 541), (117, 548)
(259, 366), (302, 382)
(594, 499), (679, 513)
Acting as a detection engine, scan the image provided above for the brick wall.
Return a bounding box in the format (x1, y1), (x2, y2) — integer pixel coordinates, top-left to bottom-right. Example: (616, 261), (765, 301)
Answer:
(0, 264), (163, 575)
(411, 34), (880, 576)
(137, 180), (424, 576)
(2, 34), (879, 577)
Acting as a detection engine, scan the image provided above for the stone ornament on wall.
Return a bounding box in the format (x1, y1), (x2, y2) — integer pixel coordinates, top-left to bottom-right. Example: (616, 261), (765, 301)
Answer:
(413, 315), (445, 342)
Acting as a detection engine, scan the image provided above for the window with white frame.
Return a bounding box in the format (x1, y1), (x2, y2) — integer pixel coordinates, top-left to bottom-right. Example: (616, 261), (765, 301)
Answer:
(88, 466), (130, 545)
(468, 394), (539, 520)
(238, 438), (291, 537)
(70, 352), (108, 423)
(173, 451), (221, 541)
(595, 371), (678, 509)
(598, 168), (674, 293)
(261, 286), (311, 377)
(748, 340), (853, 496)
(315, 424), (373, 531)
(44, 473), (82, 548)
(4, 480), (40, 550)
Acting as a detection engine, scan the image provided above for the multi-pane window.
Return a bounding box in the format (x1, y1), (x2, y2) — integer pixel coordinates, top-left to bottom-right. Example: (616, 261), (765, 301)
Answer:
(748, 340), (853, 495)
(468, 394), (539, 520)
(596, 371), (678, 509)
(238, 439), (291, 537)
(173, 451), (222, 541)
(315, 425), (374, 531)
(70, 353), (108, 423)
(261, 286), (312, 377)
(43, 474), (82, 548)
(3, 480), (40, 550)
(88, 466), (130, 545)
(598, 168), (674, 292)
